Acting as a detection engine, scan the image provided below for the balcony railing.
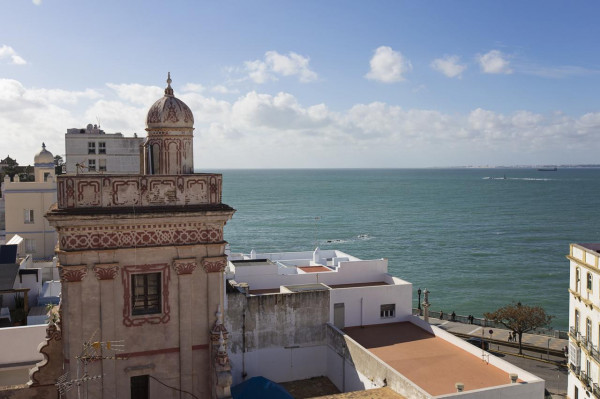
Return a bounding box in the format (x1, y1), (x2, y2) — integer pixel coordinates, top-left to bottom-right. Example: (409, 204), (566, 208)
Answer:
(581, 371), (592, 387)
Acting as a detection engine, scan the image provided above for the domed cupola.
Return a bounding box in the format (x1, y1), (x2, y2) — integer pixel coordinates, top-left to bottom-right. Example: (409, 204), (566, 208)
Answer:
(142, 73), (195, 175)
(146, 73), (194, 131)
(34, 142), (54, 167)
(34, 142), (55, 182)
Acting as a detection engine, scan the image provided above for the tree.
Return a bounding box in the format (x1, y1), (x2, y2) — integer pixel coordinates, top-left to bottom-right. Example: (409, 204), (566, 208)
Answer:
(54, 154), (64, 175)
(484, 302), (553, 354)
(1, 156), (19, 180)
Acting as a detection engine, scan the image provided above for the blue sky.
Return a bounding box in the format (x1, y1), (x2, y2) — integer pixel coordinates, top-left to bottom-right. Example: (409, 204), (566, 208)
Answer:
(1, 0), (600, 168)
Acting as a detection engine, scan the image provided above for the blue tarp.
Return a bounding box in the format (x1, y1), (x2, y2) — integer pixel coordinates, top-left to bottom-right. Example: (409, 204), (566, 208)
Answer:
(231, 376), (294, 399)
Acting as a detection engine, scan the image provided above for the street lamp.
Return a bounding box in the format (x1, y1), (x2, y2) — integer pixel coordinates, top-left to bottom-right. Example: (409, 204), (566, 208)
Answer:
(417, 288), (422, 310)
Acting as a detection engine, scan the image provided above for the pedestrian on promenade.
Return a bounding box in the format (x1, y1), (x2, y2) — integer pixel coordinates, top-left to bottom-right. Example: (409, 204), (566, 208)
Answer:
(440, 310), (444, 320)
(451, 311), (456, 322)
(508, 332), (513, 342)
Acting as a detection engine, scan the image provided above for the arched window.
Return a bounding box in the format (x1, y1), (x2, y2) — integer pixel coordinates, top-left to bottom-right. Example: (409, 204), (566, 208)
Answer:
(586, 318), (592, 341)
(575, 309), (580, 333)
(576, 268), (581, 292)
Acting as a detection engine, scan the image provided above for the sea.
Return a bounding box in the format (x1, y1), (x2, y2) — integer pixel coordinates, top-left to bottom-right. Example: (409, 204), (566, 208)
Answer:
(217, 168), (600, 331)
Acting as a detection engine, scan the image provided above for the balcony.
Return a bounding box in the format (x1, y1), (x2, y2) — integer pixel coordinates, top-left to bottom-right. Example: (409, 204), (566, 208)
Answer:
(570, 327), (581, 342)
(581, 370), (591, 387)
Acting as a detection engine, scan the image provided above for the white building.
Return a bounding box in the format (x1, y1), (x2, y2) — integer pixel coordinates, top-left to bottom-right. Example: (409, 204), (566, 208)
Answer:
(226, 248), (545, 398)
(568, 243), (600, 399)
(3, 144), (57, 260)
(65, 123), (143, 174)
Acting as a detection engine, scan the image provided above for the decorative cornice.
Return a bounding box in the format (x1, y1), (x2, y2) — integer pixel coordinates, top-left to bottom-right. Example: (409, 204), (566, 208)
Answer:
(202, 256), (227, 273)
(173, 258), (197, 275)
(60, 265), (87, 283)
(93, 263), (119, 280)
(58, 223), (223, 251)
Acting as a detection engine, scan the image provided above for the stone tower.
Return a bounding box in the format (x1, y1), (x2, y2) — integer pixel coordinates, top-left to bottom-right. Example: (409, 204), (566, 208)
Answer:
(46, 75), (235, 399)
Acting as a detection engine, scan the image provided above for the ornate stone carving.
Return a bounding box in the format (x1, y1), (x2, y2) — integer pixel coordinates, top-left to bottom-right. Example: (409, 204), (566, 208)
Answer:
(60, 265), (87, 282)
(173, 259), (197, 275)
(93, 263), (119, 280)
(121, 264), (170, 327)
(56, 174), (223, 209)
(59, 223), (223, 251)
(202, 256), (227, 273)
(29, 316), (64, 389)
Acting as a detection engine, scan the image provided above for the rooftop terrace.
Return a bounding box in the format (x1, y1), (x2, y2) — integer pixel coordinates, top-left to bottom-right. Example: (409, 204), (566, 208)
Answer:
(344, 322), (521, 396)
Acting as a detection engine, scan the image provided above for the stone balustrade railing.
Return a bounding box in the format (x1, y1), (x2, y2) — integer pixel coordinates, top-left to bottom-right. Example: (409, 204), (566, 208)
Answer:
(56, 174), (222, 209)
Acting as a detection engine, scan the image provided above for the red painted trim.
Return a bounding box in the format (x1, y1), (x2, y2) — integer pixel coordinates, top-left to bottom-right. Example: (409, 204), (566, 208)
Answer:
(121, 347), (180, 358)
(120, 344), (208, 358)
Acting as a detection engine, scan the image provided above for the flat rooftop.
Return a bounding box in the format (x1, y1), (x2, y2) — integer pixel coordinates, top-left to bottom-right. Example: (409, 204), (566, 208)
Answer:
(579, 243), (600, 252)
(298, 266), (332, 273)
(246, 281), (389, 295)
(345, 322), (515, 396)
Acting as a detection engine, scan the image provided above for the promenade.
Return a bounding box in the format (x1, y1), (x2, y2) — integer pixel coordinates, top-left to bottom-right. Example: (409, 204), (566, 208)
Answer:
(421, 315), (569, 357)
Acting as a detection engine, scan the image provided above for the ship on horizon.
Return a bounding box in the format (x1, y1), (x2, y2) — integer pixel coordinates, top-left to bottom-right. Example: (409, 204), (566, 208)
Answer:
(537, 166), (558, 171)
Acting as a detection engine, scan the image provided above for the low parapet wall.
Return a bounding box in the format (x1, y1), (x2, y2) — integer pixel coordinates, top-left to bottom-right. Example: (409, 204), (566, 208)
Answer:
(326, 323), (431, 399)
(0, 325), (46, 367)
(56, 173), (223, 208)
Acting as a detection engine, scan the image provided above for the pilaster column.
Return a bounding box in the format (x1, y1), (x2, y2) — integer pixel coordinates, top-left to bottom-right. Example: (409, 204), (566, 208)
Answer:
(60, 265), (87, 399)
(93, 263), (118, 399)
(174, 259), (197, 395)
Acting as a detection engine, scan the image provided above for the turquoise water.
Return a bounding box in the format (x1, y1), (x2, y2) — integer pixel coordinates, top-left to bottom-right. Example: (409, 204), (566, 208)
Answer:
(218, 168), (600, 330)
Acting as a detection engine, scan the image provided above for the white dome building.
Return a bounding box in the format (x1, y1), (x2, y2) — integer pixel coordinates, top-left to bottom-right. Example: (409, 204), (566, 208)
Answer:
(33, 142), (55, 182)
(142, 73), (195, 175)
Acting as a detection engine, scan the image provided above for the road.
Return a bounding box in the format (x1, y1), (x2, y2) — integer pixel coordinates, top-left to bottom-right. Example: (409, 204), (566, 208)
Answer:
(486, 342), (567, 398)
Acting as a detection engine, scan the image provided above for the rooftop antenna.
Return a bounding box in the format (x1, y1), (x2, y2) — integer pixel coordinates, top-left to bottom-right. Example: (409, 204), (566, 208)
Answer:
(75, 163), (87, 175)
(56, 330), (126, 399)
(96, 116), (101, 129)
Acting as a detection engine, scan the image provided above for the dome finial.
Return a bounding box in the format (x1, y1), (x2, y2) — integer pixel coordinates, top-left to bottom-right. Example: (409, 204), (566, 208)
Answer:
(165, 72), (174, 96)
(42, 142), (46, 150)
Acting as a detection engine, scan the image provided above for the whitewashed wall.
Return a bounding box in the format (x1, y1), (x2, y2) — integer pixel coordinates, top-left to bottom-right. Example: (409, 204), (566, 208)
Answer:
(0, 325), (46, 366)
(233, 259), (390, 291)
(329, 280), (412, 327)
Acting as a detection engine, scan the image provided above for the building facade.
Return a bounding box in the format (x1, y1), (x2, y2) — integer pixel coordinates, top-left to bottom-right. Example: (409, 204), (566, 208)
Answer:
(568, 243), (600, 399)
(225, 248), (545, 398)
(47, 75), (235, 399)
(65, 123), (143, 174)
(3, 144), (57, 260)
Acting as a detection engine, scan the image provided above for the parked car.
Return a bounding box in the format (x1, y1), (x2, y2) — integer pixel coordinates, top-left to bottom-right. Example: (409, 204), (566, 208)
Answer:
(466, 337), (489, 351)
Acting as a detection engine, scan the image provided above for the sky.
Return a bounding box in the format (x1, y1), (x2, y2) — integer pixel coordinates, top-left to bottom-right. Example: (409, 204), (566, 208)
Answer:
(1, 0), (600, 168)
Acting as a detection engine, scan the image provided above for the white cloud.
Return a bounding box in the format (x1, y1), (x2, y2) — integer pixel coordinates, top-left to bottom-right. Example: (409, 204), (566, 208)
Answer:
(32, 0), (42, 4)
(0, 45), (28, 65)
(431, 55), (467, 78)
(477, 50), (513, 74)
(2, 78), (600, 168)
(365, 46), (412, 83)
(244, 51), (318, 84)
(106, 83), (162, 106)
(181, 83), (205, 93)
(211, 85), (239, 95)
